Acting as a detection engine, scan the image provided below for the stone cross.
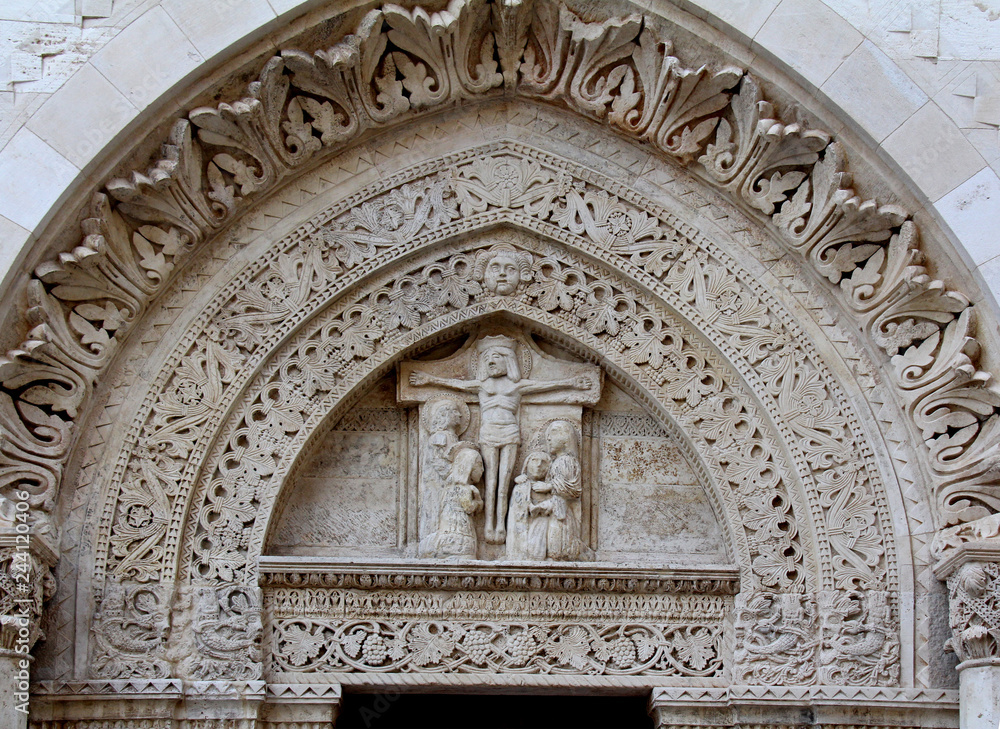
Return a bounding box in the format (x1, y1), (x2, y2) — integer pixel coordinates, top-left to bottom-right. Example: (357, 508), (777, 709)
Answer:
(399, 329), (601, 547)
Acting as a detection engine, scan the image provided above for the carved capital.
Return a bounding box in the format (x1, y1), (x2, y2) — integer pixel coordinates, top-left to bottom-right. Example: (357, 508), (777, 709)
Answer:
(935, 543), (1000, 667)
(0, 531), (55, 655)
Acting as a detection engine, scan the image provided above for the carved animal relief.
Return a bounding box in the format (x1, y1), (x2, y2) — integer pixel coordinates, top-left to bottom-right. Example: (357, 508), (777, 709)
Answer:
(12, 0), (997, 721)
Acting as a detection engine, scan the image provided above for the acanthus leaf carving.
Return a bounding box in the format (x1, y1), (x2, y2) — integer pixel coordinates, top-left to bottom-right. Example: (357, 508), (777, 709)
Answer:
(106, 119), (220, 237)
(699, 75), (830, 217)
(1, 0), (996, 552)
(384, 0), (503, 106)
(607, 28), (742, 163)
(519, 3), (641, 118)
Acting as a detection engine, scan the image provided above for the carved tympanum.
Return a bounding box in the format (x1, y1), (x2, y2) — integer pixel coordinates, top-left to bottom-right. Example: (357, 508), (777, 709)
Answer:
(401, 329), (601, 552)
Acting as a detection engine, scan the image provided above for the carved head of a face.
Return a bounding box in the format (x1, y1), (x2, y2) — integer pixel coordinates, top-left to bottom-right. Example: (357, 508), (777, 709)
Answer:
(430, 401), (462, 433)
(484, 348), (509, 378)
(484, 253), (521, 295)
(524, 452), (550, 480)
(545, 420), (576, 455)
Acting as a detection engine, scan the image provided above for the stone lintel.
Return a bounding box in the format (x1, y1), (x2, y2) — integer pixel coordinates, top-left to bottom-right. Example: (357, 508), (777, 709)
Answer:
(257, 557), (741, 594)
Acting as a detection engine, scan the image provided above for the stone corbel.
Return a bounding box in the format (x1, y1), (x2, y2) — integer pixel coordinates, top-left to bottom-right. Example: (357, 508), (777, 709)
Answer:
(933, 538), (1000, 729)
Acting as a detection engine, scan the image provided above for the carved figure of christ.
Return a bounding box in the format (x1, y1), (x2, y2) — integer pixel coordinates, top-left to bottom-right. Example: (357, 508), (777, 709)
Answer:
(408, 339), (593, 544)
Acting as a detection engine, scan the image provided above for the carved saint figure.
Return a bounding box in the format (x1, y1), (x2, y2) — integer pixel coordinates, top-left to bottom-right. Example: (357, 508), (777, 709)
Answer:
(417, 397), (469, 557)
(506, 451), (551, 560)
(427, 442), (484, 559)
(538, 420), (588, 560)
(505, 421), (590, 561)
(410, 336), (592, 543)
(473, 244), (533, 296)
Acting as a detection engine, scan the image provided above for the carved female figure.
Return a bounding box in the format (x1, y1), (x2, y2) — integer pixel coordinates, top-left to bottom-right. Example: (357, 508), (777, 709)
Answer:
(535, 419), (586, 561)
(418, 397), (469, 557)
(506, 451), (551, 560)
(409, 336), (591, 543)
(429, 442), (485, 559)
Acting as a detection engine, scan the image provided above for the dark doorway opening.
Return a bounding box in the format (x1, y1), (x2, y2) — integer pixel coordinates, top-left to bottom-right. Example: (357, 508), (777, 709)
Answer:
(337, 692), (652, 728)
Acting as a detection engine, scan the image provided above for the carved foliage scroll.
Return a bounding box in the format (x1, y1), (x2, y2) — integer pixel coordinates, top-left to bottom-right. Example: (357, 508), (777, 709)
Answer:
(85, 145), (893, 610)
(1, 0), (997, 546)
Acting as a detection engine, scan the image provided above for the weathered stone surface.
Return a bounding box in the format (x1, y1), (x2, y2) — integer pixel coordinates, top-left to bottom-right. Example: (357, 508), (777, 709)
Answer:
(6, 0), (1000, 725)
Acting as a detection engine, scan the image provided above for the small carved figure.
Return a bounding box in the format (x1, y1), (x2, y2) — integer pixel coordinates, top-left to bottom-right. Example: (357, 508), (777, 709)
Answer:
(537, 419), (588, 560)
(473, 243), (533, 296)
(418, 397), (470, 556)
(409, 336), (592, 543)
(506, 451), (551, 560)
(428, 442), (484, 559)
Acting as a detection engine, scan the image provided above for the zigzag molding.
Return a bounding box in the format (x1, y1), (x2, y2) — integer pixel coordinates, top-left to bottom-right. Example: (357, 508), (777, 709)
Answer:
(1, 0), (996, 560)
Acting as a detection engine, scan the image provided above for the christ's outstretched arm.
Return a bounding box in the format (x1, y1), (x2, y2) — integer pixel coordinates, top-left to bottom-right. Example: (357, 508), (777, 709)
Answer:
(517, 375), (592, 396)
(410, 371), (481, 392)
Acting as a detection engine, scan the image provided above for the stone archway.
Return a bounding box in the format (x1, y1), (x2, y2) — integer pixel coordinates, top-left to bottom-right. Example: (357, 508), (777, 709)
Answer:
(4, 1), (1000, 727)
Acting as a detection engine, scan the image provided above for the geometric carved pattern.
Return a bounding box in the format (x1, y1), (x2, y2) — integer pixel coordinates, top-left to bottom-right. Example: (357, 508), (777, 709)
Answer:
(1, 0), (996, 546)
(78, 141), (904, 686)
(3, 0), (988, 714)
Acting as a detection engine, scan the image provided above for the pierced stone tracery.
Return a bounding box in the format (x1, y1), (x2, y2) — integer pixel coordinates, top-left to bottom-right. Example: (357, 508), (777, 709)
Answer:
(3, 0), (996, 723)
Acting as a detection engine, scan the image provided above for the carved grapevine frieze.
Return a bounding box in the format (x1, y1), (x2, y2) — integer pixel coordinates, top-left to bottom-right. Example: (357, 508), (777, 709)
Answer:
(269, 619), (722, 676)
(1, 0), (997, 550)
(265, 586), (727, 678)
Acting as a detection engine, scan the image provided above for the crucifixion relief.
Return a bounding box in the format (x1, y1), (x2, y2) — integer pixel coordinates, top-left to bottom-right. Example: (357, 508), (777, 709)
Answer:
(399, 329), (601, 557)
